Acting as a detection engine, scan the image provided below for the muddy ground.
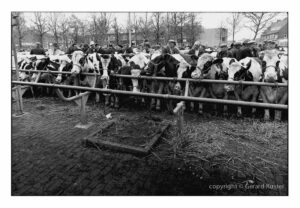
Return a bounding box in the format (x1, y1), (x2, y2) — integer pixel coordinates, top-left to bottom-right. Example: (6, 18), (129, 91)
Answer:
(11, 96), (288, 195)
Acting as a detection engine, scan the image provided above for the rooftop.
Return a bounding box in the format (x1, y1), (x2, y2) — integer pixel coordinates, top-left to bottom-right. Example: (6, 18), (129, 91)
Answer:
(262, 18), (288, 36)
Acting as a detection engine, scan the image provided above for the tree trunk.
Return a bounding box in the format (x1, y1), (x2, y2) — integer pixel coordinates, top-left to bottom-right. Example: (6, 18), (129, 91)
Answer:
(55, 33), (59, 44)
(18, 36), (22, 49)
(39, 34), (43, 47)
(253, 27), (259, 40)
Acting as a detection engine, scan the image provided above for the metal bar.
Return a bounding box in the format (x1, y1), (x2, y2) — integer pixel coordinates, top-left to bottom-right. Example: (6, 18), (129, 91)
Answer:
(12, 81), (288, 110)
(55, 89), (90, 102)
(184, 80), (189, 97)
(12, 69), (288, 87)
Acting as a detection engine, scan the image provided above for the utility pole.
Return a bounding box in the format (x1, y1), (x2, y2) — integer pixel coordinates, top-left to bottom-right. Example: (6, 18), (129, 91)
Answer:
(128, 12), (132, 47)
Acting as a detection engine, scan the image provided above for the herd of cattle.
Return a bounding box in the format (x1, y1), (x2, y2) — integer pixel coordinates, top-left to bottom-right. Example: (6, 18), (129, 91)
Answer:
(14, 49), (288, 120)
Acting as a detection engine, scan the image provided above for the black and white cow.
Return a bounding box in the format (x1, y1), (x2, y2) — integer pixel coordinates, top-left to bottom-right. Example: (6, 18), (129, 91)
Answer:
(190, 53), (230, 116)
(17, 56), (37, 81)
(97, 53), (121, 107)
(144, 53), (184, 111)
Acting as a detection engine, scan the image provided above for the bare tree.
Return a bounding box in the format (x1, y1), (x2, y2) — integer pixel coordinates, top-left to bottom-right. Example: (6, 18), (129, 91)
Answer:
(47, 13), (60, 44)
(112, 17), (121, 45)
(162, 12), (171, 44)
(13, 12), (27, 49)
(226, 13), (243, 42)
(89, 13), (112, 45)
(184, 13), (203, 46)
(58, 15), (70, 49)
(69, 14), (82, 44)
(132, 13), (140, 45)
(178, 12), (188, 46)
(32, 12), (49, 47)
(170, 13), (179, 41)
(139, 12), (151, 41)
(78, 20), (88, 43)
(99, 13), (112, 44)
(89, 14), (98, 43)
(151, 12), (165, 44)
(243, 12), (279, 40)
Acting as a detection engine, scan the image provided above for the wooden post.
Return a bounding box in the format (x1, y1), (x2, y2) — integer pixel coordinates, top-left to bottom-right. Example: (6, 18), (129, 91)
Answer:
(80, 94), (88, 125)
(11, 14), (24, 116)
(173, 102), (184, 135)
(173, 80), (189, 135)
(74, 92), (93, 129)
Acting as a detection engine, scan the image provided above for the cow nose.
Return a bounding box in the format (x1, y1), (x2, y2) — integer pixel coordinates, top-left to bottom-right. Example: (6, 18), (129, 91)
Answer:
(70, 73), (77, 80)
(55, 77), (61, 83)
(174, 83), (181, 91)
(265, 74), (277, 83)
(266, 77), (276, 83)
(225, 84), (234, 92)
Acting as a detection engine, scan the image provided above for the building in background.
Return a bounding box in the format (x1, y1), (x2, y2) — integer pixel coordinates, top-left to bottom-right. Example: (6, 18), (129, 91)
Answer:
(107, 29), (146, 46)
(261, 17), (288, 47)
(198, 28), (228, 47)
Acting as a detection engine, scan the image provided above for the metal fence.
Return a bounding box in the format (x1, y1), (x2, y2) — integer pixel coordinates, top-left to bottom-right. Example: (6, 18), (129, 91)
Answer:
(12, 81), (288, 110)
(12, 69), (288, 87)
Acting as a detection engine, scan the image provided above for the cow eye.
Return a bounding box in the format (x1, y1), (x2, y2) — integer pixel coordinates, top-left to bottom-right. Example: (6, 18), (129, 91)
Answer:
(79, 58), (84, 65)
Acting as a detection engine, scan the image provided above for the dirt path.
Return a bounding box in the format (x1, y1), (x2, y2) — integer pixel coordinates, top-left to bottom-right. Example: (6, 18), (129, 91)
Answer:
(12, 97), (288, 195)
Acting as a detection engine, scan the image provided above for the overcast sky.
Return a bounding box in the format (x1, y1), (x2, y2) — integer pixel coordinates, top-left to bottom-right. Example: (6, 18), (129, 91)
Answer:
(23, 12), (287, 41)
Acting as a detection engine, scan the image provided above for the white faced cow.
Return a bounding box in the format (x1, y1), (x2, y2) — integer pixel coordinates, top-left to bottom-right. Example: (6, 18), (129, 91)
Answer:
(260, 50), (288, 120)
(226, 57), (262, 117)
(128, 53), (150, 93)
(50, 54), (72, 83)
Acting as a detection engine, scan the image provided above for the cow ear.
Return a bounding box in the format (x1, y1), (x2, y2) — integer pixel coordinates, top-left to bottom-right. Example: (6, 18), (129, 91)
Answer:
(246, 60), (252, 70)
(96, 53), (100, 61)
(229, 58), (236, 65)
(276, 60), (280, 69)
(212, 58), (223, 65)
(191, 55), (198, 60)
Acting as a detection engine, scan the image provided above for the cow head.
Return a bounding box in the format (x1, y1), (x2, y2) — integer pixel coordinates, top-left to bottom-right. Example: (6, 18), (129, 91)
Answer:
(171, 54), (191, 93)
(82, 56), (96, 73)
(163, 54), (180, 77)
(31, 56), (49, 81)
(145, 54), (165, 76)
(131, 68), (142, 93)
(88, 53), (100, 73)
(234, 60), (252, 81)
(209, 58), (228, 80)
(277, 55), (288, 83)
(18, 58), (35, 81)
(191, 53), (214, 79)
(100, 54), (111, 80)
(225, 59), (253, 92)
(262, 50), (280, 83)
(55, 55), (72, 83)
(70, 51), (85, 75)
(129, 53), (149, 69)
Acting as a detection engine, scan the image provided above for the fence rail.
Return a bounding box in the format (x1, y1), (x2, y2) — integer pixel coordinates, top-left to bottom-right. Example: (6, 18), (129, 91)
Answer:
(12, 69), (288, 87)
(12, 81), (288, 110)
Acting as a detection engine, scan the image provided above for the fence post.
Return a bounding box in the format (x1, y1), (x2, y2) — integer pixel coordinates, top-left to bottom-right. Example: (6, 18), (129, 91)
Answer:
(11, 14), (25, 117)
(173, 80), (189, 135)
(74, 92), (93, 129)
